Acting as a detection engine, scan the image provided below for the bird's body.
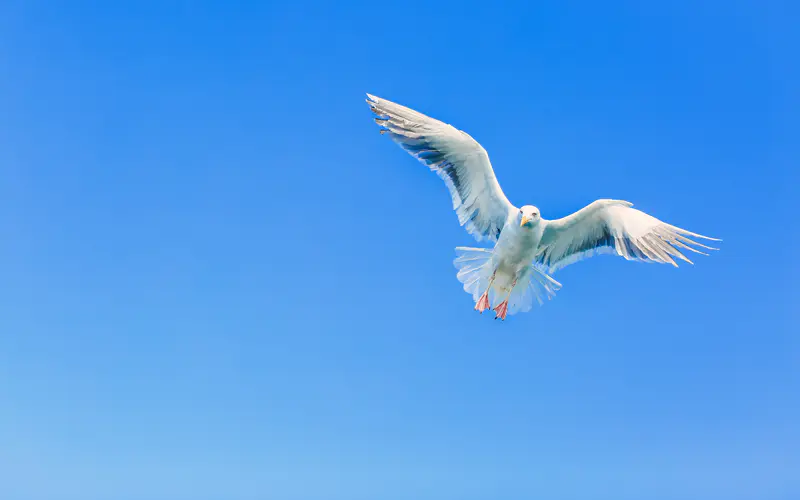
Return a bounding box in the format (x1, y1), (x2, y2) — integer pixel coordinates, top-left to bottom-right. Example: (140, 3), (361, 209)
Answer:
(367, 93), (719, 320)
(496, 216), (544, 273)
(488, 214), (543, 290)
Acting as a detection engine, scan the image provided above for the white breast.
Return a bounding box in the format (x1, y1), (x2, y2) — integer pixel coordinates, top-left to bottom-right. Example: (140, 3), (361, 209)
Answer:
(493, 223), (543, 276)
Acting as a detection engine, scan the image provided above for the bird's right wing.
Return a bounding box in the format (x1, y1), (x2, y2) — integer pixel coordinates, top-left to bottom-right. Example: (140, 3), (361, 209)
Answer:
(536, 199), (720, 272)
(367, 94), (516, 242)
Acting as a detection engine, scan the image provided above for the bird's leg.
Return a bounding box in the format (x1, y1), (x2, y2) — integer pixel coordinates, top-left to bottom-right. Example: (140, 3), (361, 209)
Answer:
(493, 277), (518, 321)
(474, 270), (497, 313)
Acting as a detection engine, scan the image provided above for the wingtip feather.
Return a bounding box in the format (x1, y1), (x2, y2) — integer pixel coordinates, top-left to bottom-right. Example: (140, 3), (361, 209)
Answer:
(667, 224), (722, 242)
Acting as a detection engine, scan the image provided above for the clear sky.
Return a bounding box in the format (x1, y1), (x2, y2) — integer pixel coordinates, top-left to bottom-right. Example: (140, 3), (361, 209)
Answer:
(0, 1), (797, 500)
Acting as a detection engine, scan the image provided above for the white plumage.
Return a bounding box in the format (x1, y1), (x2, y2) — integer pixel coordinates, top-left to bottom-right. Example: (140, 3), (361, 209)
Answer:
(367, 93), (513, 242)
(367, 94), (719, 319)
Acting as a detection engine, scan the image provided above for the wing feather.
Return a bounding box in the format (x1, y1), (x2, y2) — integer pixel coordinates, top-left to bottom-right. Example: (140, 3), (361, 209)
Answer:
(537, 199), (720, 272)
(367, 94), (515, 242)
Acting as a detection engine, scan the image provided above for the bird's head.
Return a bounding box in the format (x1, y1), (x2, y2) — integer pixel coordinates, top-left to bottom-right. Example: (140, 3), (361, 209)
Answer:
(519, 205), (541, 227)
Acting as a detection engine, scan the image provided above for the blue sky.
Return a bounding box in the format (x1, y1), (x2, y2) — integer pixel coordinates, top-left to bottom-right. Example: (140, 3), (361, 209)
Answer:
(0, 1), (796, 500)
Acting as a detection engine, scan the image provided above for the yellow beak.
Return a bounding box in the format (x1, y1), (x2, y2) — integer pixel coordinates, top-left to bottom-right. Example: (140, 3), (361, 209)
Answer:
(520, 216), (532, 227)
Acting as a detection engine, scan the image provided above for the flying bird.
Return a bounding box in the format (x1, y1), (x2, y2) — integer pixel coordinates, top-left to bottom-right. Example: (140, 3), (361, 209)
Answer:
(366, 94), (719, 320)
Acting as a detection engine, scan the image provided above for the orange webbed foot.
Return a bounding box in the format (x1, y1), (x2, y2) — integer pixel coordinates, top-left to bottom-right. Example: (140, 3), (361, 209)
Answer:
(493, 300), (509, 321)
(474, 291), (491, 313)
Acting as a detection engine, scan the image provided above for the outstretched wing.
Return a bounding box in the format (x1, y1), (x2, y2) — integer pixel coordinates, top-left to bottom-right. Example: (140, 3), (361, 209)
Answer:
(536, 199), (720, 272)
(367, 94), (516, 242)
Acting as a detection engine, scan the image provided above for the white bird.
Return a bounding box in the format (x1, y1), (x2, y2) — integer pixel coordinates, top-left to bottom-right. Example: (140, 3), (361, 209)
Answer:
(366, 94), (720, 320)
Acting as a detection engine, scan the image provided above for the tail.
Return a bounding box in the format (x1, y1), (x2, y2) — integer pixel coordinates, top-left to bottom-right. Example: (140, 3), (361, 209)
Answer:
(454, 247), (562, 315)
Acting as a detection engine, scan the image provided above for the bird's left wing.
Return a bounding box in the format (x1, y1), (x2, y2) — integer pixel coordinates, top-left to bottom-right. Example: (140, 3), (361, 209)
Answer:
(367, 94), (516, 242)
(536, 199), (720, 272)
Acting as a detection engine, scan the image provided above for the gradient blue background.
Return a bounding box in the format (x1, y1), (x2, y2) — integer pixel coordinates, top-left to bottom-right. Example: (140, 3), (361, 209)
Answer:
(1, 1), (797, 500)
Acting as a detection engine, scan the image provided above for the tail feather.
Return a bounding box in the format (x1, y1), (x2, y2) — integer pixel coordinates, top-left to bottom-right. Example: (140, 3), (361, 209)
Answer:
(453, 247), (493, 299)
(510, 265), (562, 314)
(454, 247), (561, 316)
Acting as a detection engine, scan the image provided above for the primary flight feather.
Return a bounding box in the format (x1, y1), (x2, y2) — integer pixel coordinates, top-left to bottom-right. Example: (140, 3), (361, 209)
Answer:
(366, 93), (720, 320)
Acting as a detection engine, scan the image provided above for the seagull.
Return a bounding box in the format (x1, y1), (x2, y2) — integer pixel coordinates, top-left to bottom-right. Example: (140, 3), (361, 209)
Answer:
(366, 94), (720, 320)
